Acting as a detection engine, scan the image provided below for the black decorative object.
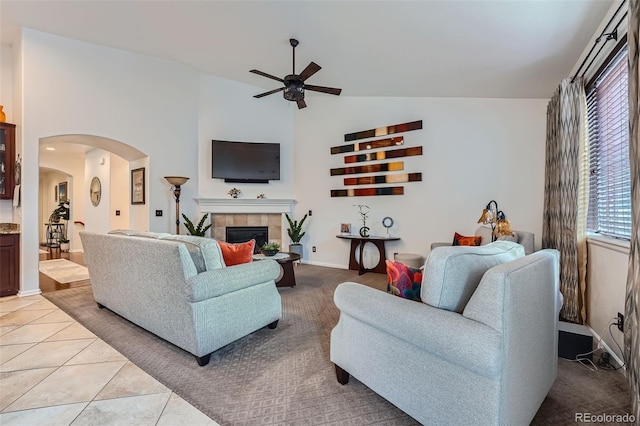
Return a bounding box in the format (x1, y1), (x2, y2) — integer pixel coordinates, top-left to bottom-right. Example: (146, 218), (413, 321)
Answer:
(250, 38), (342, 109)
(359, 226), (370, 237)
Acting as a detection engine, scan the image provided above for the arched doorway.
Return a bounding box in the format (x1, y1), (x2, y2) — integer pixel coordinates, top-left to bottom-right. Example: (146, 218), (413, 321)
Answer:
(37, 134), (148, 291)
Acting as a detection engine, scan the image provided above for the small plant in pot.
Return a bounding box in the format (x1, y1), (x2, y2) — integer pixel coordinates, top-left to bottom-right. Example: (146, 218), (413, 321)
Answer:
(182, 214), (212, 237)
(59, 238), (70, 252)
(285, 213), (308, 258)
(261, 242), (280, 257)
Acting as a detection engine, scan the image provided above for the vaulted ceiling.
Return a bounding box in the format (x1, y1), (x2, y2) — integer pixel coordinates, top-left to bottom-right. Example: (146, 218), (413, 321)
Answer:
(1, 0), (614, 99)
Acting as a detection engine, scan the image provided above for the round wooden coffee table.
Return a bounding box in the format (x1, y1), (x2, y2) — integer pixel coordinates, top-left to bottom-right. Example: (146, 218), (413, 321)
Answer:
(253, 252), (300, 288)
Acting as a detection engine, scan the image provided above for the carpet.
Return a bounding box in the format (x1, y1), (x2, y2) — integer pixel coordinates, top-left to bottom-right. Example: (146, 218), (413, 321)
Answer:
(39, 259), (90, 284)
(43, 265), (416, 425)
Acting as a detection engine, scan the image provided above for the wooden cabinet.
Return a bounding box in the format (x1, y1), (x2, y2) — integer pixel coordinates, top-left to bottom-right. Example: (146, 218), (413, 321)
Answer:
(0, 122), (16, 200)
(0, 233), (20, 296)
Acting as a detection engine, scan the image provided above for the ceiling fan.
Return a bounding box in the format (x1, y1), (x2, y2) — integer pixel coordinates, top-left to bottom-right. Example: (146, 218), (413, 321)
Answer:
(250, 38), (342, 109)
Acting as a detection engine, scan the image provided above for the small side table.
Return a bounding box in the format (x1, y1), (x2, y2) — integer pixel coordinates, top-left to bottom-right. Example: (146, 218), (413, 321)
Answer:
(336, 235), (400, 275)
(253, 252), (301, 288)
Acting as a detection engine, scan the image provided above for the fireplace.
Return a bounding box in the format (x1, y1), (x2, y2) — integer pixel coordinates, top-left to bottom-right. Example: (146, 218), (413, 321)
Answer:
(226, 226), (268, 253)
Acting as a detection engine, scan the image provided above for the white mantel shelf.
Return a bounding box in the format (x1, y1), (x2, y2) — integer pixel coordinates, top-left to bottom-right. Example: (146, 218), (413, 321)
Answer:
(196, 198), (295, 214)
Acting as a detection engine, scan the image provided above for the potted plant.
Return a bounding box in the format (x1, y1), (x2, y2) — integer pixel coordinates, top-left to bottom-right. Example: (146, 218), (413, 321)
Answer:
(59, 237), (70, 252)
(261, 242), (280, 256)
(48, 201), (71, 248)
(285, 212), (308, 258)
(182, 214), (212, 237)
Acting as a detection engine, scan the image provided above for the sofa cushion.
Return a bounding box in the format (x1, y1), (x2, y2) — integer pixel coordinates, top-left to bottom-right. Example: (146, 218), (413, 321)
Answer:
(385, 260), (423, 301)
(421, 241), (525, 313)
(452, 232), (482, 246)
(108, 229), (172, 239)
(161, 235), (225, 272)
(108, 230), (224, 272)
(218, 240), (255, 266)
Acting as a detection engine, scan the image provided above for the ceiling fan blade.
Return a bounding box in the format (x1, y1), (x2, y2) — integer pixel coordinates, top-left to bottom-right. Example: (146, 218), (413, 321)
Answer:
(296, 99), (307, 109)
(250, 69), (284, 83)
(254, 87), (285, 98)
(304, 84), (342, 96)
(297, 62), (321, 81)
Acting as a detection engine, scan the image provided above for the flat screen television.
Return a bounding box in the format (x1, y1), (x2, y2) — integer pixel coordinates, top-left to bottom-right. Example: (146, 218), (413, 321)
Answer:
(211, 140), (281, 184)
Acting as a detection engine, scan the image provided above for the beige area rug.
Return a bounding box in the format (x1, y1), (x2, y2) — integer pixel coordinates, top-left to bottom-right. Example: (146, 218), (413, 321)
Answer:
(39, 259), (90, 284)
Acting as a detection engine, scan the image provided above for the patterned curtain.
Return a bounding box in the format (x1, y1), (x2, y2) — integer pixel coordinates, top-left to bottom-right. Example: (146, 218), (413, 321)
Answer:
(625, 0), (639, 420)
(543, 77), (589, 324)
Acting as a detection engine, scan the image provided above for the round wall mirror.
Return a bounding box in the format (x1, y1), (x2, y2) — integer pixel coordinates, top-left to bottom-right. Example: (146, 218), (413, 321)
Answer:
(90, 176), (101, 206)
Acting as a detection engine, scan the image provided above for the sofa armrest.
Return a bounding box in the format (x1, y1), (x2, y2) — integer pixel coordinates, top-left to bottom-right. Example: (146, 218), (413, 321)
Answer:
(187, 259), (281, 302)
(334, 282), (503, 377)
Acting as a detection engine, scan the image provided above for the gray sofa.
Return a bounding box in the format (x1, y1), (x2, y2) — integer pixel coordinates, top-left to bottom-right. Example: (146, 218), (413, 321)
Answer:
(331, 241), (562, 425)
(80, 230), (282, 366)
(431, 225), (535, 254)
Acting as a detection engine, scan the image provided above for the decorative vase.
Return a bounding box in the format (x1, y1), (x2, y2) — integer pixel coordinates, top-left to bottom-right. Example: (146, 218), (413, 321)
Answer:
(359, 226), (370, 237)
(0, 105), (5, 122)
(289, 243), (303, 259)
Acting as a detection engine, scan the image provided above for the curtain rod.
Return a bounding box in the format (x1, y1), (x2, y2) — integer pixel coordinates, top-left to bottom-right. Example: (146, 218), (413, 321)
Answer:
(571, 0), (627, 83)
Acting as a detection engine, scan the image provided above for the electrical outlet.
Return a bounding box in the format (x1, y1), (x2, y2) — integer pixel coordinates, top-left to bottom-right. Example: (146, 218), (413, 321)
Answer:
(617, 312), (624, 332)
(308, 210), (312, 216)
(155, 210), (163, 217)
(312, 246), (316, 252)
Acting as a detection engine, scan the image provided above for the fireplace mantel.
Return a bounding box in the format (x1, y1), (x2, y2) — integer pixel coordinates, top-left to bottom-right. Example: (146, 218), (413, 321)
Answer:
(196, 198), (295, 214)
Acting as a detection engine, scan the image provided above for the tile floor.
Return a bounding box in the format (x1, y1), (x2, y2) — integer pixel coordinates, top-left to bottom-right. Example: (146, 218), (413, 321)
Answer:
(0, 294), (219, 425)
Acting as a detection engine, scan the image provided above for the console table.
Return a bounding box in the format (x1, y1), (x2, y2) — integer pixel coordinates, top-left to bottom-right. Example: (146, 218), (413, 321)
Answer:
(336, 235), (400, 275)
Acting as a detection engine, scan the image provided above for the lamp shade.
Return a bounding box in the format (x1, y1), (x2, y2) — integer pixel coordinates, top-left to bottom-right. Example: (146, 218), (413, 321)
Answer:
(494, 219), (514, 238)
(477, 208), (494, 224)
(164, 176), (189, 186)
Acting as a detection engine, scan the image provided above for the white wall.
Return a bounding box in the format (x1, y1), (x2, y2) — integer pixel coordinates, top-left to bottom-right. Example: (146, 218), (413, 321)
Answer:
(293, 96), (547, 268)
(110, 153), (129, 230)
(84, 149), (111, 234)
(15, 29), (294, 294)
(197, 75), (294, 199)
(18, 28), (200, 294)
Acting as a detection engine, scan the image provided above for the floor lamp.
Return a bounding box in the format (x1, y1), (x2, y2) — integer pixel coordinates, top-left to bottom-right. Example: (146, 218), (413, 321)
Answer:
(477, 199), (514, 242)
(164, 176), (189, 234)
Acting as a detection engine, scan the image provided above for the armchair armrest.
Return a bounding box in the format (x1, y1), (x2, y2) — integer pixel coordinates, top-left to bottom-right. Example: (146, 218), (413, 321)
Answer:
(334, 282), (503, 377)
(430, 241), (451, 250)
(187, 259), (280, 302)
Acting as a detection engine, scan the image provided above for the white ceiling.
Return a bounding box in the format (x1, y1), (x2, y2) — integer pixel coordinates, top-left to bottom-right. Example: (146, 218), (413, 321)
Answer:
(1, 0), (614, 101)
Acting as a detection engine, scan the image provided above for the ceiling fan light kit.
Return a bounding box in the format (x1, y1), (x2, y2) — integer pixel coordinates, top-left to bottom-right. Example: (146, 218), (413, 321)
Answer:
(250, 38), (342, 109)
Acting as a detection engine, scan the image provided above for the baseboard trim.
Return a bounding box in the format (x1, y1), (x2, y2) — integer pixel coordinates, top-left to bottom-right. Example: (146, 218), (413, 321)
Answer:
(18, 289), (43, 297)
(301, 260), (348, 270)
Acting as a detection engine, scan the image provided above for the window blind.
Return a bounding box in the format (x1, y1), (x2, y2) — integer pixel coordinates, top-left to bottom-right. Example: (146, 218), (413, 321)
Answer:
(586, 45), (631, 239)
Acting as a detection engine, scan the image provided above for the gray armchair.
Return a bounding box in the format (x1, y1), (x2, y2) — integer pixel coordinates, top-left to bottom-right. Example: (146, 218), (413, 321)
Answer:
(431, 225), (535, 254)
(331, 242), (561, 425)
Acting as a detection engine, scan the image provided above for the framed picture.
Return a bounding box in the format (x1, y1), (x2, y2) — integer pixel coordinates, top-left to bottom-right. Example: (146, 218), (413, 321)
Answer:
(131, 167), (145, 205)
(340, 223), (351, 235)
(54, 185), (58, 202)
(58, 182), (67, 202)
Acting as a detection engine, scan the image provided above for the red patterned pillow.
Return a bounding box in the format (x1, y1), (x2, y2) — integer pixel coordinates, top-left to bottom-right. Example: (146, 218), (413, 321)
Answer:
(452, 232), (482, 246)
(386, 260), (423, 301)
(218, 239), (255, 266)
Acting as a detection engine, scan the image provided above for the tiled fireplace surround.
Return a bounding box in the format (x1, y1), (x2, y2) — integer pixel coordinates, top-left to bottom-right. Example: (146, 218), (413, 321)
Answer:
(197, 198), (295, 249)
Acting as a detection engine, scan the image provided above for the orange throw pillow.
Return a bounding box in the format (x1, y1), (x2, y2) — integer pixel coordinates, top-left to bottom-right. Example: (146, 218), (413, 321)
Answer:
(452, 232), (482, 246)
(218, 239), (255, 266)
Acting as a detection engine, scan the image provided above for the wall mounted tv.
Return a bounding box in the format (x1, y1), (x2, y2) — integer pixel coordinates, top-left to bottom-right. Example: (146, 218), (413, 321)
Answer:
(211, 140), (281, 184)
